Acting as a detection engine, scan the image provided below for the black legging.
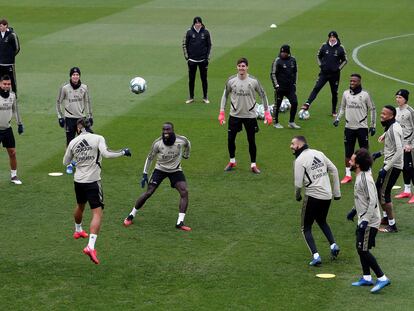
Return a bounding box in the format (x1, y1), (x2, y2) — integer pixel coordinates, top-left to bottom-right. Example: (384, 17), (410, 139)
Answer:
(228, 127), (256, 163)
(358, 249), (384, 278)
(187, 60), (208, 99)
(301, 196), (335, 254)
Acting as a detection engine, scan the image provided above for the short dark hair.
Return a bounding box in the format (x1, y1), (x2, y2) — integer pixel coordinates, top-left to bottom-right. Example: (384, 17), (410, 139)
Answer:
(0, 75), (11, 81)
(293, 135), (307, 144)
(350, 73), (361, 79)
(354, 148), (373, 171)
(163, 122), (174, 129)
(77, 117), (92, 132)
(384, 105), (397, 117)
(237, 57), (248, 66)
(0, 19), (8, 26)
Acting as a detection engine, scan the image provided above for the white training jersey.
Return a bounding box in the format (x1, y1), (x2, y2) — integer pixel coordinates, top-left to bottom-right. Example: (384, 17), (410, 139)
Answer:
(354, 171), (381, 228)
(220, 74), (269, 118)
(56, 82), (92, 119)
(143, 135), (191, 174)
(383, 122), (403, 171)
(63, 131), (123, 183)
(294, 148), (341, 200)
(396, 104), (414, 147)
(337, 89), (376, 129)
(0, 91), (22, 130)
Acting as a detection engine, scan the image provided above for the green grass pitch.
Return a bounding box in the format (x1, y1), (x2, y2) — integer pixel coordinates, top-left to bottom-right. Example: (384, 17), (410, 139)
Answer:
(1, 0), (414, 310)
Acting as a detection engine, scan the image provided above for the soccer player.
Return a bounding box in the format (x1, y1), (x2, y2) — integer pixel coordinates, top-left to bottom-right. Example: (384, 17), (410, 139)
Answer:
(290, 135), (341, 266)
(63, 118), (131, 264)
(270, 44), (300, 129)
(219, 57), (273, 174)
(56, 67), (93, 174)
(0, 19), (20, 95)
(123, 122), (192, 231)
(372, 105), (403, 233)
(393, 89), (414, 203)
(182, 16), (212, 104)
(301, 31), (347, 116)
(0, 75), (23, 184)
(347, 148), (390, 293)
(334, 73), (376, 184)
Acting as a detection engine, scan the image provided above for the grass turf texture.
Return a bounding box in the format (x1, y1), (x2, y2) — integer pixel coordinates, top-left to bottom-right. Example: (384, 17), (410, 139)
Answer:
(1, 0), (414, 310)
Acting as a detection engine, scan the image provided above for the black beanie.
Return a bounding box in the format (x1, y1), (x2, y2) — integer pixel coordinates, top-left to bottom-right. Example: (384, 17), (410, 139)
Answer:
(280, 44), (290, 54)
(328, 31), (338, 39)
(193, 16), (202, 25)
(396, 89), (409, 101)
(69, 67), (81, 77)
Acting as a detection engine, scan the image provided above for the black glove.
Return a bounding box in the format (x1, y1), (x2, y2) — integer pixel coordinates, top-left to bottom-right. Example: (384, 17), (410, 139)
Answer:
(296, 194), (302, 202)
(88, 118), (94, 127)
(372, 152), (381, 161)
(359, 220), (368, 230)
(58, 118), (65, 128)
(141, 173), (148, 188)
(122, 148), (131, 157)
(369, 127), (376, 136)
(347, 209), (357, 221)
(333, 119), (339, 127)
(378, 168), (387, 179)
(18, 124), (24, 135)
(334, 196), (341, 201)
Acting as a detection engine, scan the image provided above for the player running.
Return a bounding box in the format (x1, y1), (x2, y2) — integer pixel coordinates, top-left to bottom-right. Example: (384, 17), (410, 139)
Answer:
(123, 122), (192, 231)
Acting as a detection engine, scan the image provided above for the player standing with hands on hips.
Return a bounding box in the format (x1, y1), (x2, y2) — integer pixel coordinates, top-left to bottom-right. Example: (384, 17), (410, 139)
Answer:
(290, 135), (341, 266)
(347, 148), (391, 293)
(63, 118), (131, 264)
(56, 67), (93, 174)
(0, 75), (23, 184)
(123, 122), (192, 231)
(219, 57), (272, 174)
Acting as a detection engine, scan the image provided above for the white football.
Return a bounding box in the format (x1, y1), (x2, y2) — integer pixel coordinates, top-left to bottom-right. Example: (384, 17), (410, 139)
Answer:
(130, 77), (147, 94)
(298, 109), (310, 120)
(279, 99), (291, 112)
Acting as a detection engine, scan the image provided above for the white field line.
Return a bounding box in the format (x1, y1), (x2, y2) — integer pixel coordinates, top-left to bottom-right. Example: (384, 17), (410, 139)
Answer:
(352, 33), (414, 86)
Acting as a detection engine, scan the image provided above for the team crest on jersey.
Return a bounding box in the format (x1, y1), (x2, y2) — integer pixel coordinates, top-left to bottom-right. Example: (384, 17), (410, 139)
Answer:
(192, 34), (196, 38)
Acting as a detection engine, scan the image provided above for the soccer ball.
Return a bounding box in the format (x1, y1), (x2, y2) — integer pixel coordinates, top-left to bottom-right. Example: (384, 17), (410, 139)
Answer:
(298, 109), (310, 120)
(129, 77), (147, 94)
(279, 99), (291, 113)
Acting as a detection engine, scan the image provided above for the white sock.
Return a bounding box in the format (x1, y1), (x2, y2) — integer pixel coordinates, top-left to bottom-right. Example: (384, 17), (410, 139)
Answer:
(230, 158), (236, 164)
(75, 223), (83, 232)
(177, 213), (186, 225)
(404, 184), (411, 193)
(313, 252), (320, 259)
(88, 234), (97, 250)
(330, 243), (337, 250)
(389, 218), (395, 226)
(251, 162), (257, 168)
(383, 211), (388, 218)
(130, 207), (138, 217)
(11, 170), (17, 178)
(378, 275), (388, 281)
(363, 275), (372, 281)
(345, 167), (351, 177)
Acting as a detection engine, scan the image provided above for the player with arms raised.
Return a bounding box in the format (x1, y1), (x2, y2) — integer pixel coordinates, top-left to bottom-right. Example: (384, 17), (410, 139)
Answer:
(63, 118), (131, 264)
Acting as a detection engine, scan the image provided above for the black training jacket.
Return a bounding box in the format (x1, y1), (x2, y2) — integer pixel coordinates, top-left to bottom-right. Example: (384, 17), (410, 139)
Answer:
(317, 40), (347, 74)
(270, 55), (297, 90)
(0, 27), (20, 65)
(182, 26), (212, 61)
